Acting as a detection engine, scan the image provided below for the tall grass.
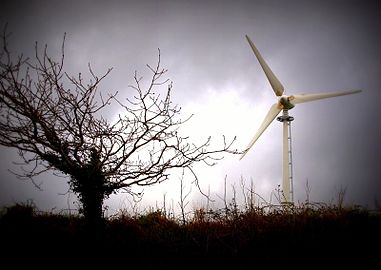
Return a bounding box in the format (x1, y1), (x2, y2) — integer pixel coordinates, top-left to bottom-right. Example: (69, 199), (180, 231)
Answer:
(1, 193), (380, 268)
(0, 178), (379, 268)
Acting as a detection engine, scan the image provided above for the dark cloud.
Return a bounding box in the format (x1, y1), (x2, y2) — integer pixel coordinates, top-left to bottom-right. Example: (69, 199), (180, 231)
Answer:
(0, 0), (380, 213)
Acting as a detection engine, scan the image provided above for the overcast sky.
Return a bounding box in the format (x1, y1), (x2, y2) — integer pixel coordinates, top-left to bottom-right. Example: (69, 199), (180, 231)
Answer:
(1, 0), (380, 215)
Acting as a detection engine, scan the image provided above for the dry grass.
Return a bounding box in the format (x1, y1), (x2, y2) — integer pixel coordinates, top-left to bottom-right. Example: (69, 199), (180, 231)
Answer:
(1, 199), (380, 268)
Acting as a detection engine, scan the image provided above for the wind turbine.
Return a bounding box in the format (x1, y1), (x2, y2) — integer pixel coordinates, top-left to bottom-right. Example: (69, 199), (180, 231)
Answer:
(240, 35), (361, 204)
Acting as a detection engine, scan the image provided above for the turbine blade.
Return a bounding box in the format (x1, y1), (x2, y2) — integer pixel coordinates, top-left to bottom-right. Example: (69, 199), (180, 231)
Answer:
(240, 103), (282, 160)
(289, 90), (362, 104)
(246, 35), (284, 96)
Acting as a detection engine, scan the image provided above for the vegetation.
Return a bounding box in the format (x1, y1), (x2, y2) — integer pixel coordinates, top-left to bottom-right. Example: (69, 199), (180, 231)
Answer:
(1, 199), (379, 268)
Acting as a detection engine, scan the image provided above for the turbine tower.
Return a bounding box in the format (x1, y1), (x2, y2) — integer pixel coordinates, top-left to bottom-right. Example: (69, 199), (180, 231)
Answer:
(240, 35), (361, 204)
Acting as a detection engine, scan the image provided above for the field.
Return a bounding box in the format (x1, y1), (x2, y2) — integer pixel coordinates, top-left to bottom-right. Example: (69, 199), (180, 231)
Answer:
(1, 200), (380, 268)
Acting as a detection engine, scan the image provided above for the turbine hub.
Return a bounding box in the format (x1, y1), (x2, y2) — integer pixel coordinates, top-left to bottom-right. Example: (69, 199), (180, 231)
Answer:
(279, 95), (295, 110)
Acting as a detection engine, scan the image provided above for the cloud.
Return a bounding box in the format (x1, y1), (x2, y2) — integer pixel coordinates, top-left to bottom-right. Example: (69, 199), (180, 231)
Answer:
(1, 0), (380, 215)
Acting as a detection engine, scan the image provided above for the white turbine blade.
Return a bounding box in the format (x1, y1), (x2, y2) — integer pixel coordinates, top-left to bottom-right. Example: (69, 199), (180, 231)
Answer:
(289, 90), (362, 104)
(246, 35), (284, 97)
(240, 103), (282, 160)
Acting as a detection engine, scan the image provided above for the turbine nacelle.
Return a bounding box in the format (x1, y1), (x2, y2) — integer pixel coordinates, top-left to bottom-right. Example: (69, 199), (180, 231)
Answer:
(278, 95), (295, 110)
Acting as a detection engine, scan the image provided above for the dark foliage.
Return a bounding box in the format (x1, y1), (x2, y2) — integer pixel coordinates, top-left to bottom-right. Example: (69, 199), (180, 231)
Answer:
(1, 203), (380, 268)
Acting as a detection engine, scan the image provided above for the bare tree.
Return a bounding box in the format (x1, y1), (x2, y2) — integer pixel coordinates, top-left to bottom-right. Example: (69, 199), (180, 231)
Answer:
(0, 30), (239, 225)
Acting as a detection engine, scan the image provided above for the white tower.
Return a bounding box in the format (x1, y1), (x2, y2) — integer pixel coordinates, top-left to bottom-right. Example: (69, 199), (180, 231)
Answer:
(276, 110), (294, 203)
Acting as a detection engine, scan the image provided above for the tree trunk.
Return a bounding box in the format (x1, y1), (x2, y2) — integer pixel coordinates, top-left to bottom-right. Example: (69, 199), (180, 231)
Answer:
(80, 186), (105, 226)
(70, 148), (109, 228)
(73, 173), (107, 228)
